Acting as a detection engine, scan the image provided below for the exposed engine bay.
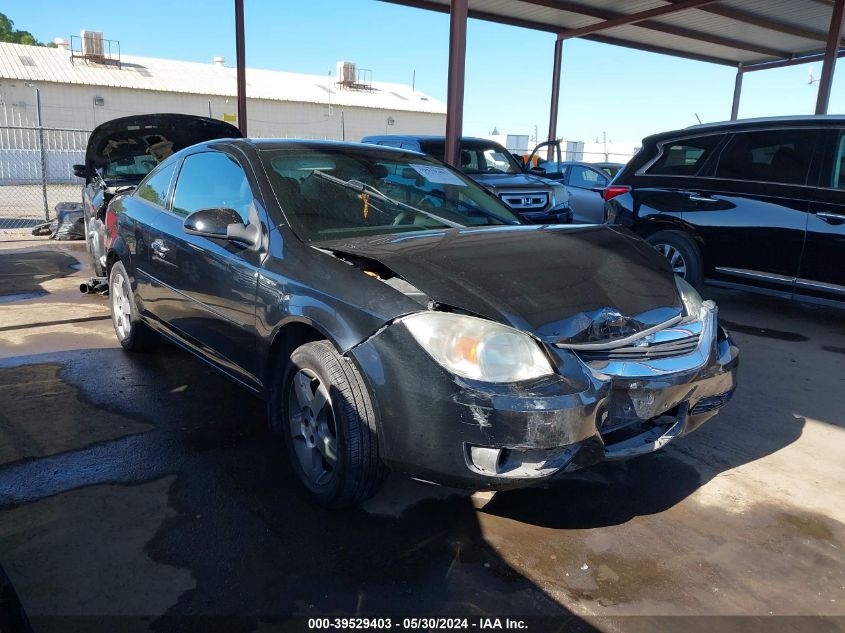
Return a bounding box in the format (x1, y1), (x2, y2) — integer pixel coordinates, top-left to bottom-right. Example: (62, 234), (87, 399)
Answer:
(77, 114), (242, 282)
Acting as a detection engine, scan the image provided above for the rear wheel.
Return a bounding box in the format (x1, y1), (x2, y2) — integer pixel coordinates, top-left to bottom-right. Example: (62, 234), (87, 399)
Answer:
(272, 340), (386, 508)
(646, 230), (703, 288)
(109, 261), (158, 351)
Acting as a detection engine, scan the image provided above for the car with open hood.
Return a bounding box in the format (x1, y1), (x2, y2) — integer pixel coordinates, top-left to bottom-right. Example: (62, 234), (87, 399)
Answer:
(73, 113), (241, 277)
(103, 139), (738, 508)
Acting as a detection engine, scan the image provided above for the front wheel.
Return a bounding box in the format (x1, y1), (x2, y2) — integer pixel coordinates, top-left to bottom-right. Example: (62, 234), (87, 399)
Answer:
(646, 230), (703, 288)
(273, 340), (386, 508)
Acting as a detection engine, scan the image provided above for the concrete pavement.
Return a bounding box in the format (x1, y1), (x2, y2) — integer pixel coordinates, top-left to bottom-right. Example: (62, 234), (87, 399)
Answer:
(0, 240), (842, 631)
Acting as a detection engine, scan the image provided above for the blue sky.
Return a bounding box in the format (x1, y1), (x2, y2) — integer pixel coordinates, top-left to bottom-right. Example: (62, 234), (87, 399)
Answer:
(6, 0), (843, 143)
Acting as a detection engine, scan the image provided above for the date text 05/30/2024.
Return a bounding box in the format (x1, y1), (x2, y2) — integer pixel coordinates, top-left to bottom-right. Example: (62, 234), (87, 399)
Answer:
(308, 617), (529, 630)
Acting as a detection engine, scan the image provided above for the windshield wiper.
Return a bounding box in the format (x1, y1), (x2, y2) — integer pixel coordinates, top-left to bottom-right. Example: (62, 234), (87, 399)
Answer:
(312, 171), (465, 229)
(411, 186), (519, 225)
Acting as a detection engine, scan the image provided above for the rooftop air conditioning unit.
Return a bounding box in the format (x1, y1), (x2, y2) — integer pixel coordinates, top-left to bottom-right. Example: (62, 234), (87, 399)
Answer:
(336, 61), (357, 85)
(81, 30), (105, 58)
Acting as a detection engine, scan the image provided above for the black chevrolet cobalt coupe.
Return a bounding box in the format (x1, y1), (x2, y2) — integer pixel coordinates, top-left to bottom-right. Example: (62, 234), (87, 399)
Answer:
(104, 139), (739, 507)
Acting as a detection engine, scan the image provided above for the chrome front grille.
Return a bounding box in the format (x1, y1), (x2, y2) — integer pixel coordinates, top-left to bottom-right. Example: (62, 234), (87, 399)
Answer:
(566, 308), (716, 378)
(499, 191), (549, 210)
(576, 333), (700, 362)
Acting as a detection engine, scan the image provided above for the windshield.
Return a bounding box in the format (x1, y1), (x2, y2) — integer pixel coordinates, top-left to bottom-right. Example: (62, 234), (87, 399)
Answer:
(260, 147), (521, 243)
(103, 154), (159, 179)
(418, 140), (523, 175)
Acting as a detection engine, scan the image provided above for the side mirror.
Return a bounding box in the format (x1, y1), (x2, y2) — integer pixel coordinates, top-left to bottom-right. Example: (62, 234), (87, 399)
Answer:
(72, 164), (87, 178)
(183, 208), (259, 246)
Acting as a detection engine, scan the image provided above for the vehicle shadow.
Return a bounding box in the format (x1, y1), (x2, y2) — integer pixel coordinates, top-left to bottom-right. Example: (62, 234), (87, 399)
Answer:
(0, 347), (592, 629)
(0, 284), (833, 625)
(479, 410), (803, 531)
(0, 248), (81, 302)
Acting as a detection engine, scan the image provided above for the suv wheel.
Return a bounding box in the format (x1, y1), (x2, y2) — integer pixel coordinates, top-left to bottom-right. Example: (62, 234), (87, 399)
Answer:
(646, 230), (703, 288)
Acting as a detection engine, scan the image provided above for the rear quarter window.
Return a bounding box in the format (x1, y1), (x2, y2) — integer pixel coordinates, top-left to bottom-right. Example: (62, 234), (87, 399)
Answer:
(645, 134), (724, 176)
(715, 129), (817, 186)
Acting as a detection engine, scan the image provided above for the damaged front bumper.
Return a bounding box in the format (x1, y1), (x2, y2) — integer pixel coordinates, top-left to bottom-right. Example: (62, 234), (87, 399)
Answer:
(348, 302), (738, 490)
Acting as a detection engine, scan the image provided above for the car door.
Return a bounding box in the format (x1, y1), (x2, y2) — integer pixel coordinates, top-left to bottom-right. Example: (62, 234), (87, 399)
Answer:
(798, 127), (845, 304)
(129, 157), (181, 306)
(145, 149), (264, 385)
(685, 128), (818, 292)
(627, 133), (730, 230)
(566, 165), (609, 223)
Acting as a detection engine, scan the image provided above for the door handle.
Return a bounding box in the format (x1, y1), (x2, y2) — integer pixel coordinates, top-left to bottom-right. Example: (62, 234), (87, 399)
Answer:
(151, 239), (170, 257)
(688, 194), (717, 203)
(817, 211), (845, 224)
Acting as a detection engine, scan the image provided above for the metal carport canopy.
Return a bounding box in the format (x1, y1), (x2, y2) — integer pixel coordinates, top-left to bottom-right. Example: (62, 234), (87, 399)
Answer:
(374, 0), (845, 165)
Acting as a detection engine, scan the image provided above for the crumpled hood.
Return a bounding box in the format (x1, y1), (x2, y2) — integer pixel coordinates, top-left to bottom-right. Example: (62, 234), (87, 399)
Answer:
(320, 225), (683, 346)
(84, 113), (241, 180)
(470, 172), (556, 190)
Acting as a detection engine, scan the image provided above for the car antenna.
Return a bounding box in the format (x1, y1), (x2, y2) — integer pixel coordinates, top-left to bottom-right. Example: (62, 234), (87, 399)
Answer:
(694, 113), (703, 125)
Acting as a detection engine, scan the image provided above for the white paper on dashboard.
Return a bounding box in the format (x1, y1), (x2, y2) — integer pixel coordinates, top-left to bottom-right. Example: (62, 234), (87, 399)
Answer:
(409, 164), (467, 186)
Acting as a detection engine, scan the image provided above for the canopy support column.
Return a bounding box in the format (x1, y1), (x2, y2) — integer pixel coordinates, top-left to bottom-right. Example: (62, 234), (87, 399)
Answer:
(730, 66), (743, 120)
(445, 0), (468, 167)
(816, 0), (845, 115)
(235, 0), (248, 136)
(547, 38), (563, 160)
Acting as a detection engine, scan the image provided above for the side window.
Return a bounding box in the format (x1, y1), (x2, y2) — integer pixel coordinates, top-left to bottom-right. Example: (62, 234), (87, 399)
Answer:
(646, 134), (724, 176)
(419, 141), (446, 162)
(459, 149), (482, 171)
(569, 165), (607, 189)
(171, 152), (254, 222)
(830, 132), (845, 189)
(715, 129), (816, 185)
(134, 158), (178, 208)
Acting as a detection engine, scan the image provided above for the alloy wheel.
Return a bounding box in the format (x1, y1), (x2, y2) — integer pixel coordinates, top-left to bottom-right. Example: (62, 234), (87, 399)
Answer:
(111, 272), (132, 340)
(287, 368), (338, 486)
(654, 242), (688, 278)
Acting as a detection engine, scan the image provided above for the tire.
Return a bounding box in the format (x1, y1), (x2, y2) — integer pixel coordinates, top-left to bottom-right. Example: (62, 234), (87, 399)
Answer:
(646, 230), (703, 288)
(272, 340), (386, 508)
(84, 211), (106, 277)
(108, 261), (158, 352)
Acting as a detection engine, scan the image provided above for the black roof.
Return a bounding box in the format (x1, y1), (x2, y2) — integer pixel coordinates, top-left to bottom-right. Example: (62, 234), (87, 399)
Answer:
(243, 139), (412, 152)
(643, 114), (845, 144)
(360, 135), (504, 145)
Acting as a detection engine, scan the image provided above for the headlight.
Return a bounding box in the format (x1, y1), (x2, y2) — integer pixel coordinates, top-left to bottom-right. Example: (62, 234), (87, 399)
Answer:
(402, 312), (555, 383)
(675, 275), (703, 317)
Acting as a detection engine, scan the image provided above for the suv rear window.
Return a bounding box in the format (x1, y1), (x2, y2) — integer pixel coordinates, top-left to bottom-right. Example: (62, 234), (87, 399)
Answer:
(715, 129), (816, 185)
(646, 134), (723, 176)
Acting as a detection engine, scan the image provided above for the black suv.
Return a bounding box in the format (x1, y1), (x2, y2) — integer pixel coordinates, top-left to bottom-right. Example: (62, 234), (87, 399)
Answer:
(607, 115), (845, 307)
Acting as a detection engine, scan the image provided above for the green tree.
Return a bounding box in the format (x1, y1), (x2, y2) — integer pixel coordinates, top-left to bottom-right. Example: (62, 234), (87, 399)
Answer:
(0, 12), (52, 46)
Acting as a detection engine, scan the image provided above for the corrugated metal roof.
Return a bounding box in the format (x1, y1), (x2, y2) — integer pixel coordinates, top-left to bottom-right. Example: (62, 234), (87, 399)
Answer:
(0, 42), (446, 114)
(381, 0), (844, 67)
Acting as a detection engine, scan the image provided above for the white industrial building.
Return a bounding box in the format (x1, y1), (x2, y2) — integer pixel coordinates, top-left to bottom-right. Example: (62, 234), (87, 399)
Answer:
(0, 39), (446, 139)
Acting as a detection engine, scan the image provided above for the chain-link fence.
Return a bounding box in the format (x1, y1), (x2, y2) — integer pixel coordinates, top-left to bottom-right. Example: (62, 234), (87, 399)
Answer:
(0, 125), (89, 233)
